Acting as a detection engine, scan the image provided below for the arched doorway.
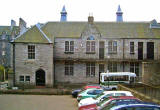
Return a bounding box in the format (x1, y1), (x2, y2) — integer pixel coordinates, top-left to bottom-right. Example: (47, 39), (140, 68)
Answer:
(36, 69), (45, 86)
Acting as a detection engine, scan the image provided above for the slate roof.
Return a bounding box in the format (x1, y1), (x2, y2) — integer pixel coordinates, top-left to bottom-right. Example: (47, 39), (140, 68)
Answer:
(41, 22), (87, 38)
(14, 21), (160, 43)
(0, 26), (19, 36)
(14, 24), (52, 43)
(95, 22), (160, 38)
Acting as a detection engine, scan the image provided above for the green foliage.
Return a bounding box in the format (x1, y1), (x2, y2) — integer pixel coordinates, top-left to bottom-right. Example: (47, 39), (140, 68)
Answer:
(8, 68), (14, 74)
(0, 65), (5, 75)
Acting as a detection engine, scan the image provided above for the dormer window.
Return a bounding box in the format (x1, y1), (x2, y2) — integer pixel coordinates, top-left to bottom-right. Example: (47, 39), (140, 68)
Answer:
(87, 35), (95, 40)
(86, 36), (95, 54)
(150, 19), (160, 28)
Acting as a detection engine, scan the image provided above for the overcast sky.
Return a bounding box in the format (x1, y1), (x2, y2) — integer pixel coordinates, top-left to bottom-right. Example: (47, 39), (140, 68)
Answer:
(0, 0), (160, 27)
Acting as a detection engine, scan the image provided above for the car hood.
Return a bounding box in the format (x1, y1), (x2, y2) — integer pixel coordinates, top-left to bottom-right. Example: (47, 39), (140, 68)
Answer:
(78, 98), (97, 107)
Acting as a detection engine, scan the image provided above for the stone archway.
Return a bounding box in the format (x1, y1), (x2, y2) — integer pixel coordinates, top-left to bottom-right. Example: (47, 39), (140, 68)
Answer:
(35, 69), (45, 86)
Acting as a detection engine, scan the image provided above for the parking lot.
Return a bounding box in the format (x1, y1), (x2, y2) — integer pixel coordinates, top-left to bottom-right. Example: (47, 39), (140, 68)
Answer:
(0, 95), (78, 110)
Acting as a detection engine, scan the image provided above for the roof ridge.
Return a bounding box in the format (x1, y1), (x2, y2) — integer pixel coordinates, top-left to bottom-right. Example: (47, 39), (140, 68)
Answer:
(36, 24), (52, 43)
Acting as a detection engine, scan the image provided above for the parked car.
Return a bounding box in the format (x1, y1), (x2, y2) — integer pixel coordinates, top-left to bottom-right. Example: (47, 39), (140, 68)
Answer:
(77, 88), (104, 102)
(97, 96), (141, 110)
(78, 91), (133, 107)
(71, 89), (82, 98)
(84, 84), (101, 90)
(101, 101), (143, 110)
(109, 103), (160, 110)
(78, 96), (141, 110)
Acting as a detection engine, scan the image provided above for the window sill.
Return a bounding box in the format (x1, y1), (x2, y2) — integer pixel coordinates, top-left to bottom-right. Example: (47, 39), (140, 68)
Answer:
(108, 52), (117, 54)
(64, 52), (74, 54)
(86, 52), (96, 54)
(130, 52), (135, 54)
(86, 75), (95, 77)
(65, 75), (74, 76)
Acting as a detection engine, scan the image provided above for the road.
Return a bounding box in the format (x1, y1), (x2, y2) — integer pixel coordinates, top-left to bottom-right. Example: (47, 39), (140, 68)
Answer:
(0, 95), (78, 110)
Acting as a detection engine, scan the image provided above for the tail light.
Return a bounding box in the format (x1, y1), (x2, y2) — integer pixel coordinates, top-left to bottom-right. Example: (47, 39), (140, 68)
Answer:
(78, 95), (82, 98)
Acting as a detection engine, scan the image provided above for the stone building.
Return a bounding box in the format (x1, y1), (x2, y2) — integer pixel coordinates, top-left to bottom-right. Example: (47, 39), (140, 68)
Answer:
(0, 18), (27, 68)
(12, 6), (160, 87)
(0, 20), (19, 68)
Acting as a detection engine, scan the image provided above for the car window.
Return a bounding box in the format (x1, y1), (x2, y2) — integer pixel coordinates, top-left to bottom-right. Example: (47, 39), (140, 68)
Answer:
(93, 93), (104, 99)
(101, 93), (114, 100)
(120, 107), (133, 110)
(135, 107), (160, 110)
(87, 90), (95, 95)
(94, 90), (103, 95)
(115, 93), (126, 96)
(155, 108), (160, 110)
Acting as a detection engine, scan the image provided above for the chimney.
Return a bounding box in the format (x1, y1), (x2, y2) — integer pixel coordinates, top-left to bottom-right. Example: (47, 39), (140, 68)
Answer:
(11, 20), (16, 30)
(19, 18), (27, 34)
(88, 16), (94, 24)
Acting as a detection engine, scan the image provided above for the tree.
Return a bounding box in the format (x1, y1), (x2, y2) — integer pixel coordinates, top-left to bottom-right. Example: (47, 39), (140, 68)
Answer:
(0, 65), (5, 81)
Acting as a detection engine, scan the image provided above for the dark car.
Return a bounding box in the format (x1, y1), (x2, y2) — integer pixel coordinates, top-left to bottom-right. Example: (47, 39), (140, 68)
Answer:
(72, 89), (82, 98)
(110, 103), (160, 110)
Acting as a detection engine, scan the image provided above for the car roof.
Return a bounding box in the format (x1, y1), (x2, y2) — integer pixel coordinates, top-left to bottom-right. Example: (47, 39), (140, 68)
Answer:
(103, 91), (132, 94)
(98, 96), (138, 105)
(85, 84), (100, 86)
(109, 96), (137, 100)
(111, 104), (160, 110)
(83, 88), (103, 92)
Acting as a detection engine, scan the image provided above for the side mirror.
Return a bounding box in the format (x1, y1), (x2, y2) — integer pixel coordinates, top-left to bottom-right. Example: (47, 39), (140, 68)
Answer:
(100, 98), (103, 102)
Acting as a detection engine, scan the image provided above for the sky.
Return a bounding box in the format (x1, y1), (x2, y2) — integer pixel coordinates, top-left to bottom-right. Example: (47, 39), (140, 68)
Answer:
(0, 0), (160, 27)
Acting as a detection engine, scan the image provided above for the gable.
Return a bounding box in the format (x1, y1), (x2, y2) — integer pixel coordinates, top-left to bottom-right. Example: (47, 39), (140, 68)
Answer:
(14, 24), (52, 43)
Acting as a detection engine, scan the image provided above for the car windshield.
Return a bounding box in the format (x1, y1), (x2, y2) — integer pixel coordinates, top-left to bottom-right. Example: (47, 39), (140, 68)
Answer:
(101, 103), (116, 110)
(78, 89), (87, 94)
(93, 93), (104, 100)
(97, 97), (110, 106)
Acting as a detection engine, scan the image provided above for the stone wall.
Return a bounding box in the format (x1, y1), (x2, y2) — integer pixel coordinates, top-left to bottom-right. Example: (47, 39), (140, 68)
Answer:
(54, 38), (160, 61)
(14, 43), (54, 87)
(142, 62), (160, 85)
(55, 61), (142, 84)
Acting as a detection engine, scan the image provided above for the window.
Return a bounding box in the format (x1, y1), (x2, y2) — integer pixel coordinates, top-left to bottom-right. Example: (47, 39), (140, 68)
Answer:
(130, 42), (134, 54)
(108, 62), (117, 72)
(2, 42), (5, 48)
(65, 41), (74, 53)
(2, 51), (5, 56)
(115, 93), (126, 96)
(108, 41), (117, 53)
(25, 76), (30, 82)
(65, 61), (74, 76)
(28, 45), (35, 59)
(130, 62), (139, 76)
(86, 36), (95, 53)
(86, 62), (95, 77)
(19, 76), (24, 82)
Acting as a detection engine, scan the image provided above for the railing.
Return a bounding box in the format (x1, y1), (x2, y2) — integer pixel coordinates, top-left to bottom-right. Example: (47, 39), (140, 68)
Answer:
(118, 83), (160, 104)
